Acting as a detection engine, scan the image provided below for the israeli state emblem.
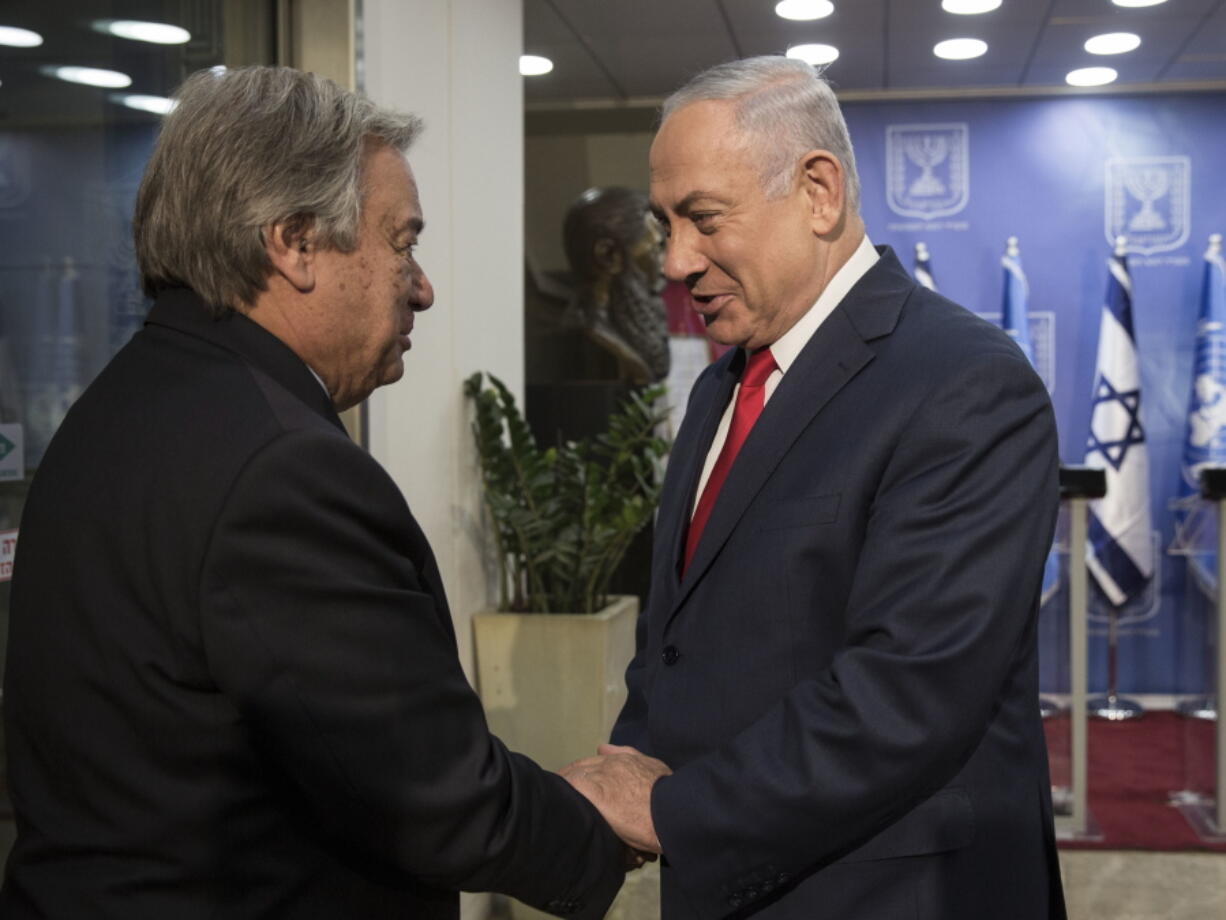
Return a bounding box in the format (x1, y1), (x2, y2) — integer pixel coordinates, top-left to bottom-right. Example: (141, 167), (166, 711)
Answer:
(1105, 156), (1190, 255)
(886, 123), (969, 220)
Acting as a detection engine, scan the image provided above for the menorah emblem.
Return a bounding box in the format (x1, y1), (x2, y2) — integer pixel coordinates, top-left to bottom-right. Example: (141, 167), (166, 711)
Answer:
(904, 136), (949, 197)
(1105, 156), (1190, 255)
(886, 123), (969, 219)
(1124, 167), (1170, 232)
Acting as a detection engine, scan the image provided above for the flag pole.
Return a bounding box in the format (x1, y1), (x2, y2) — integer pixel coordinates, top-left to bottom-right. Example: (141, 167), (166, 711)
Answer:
(1175, 232), (1225, 723)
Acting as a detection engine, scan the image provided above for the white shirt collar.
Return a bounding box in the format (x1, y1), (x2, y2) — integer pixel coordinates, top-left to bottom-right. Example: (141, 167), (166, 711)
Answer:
(768, 234), (879, 375)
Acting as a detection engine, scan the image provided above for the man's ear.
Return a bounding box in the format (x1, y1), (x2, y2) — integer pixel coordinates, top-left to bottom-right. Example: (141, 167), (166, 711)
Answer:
(800, 149), (846, 236)
(593, 236), (625, 276)
(264, 216), (317, 293)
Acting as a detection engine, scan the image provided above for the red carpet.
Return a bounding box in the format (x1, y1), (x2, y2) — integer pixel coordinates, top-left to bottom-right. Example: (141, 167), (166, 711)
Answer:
(1044, 710), (1226, 851)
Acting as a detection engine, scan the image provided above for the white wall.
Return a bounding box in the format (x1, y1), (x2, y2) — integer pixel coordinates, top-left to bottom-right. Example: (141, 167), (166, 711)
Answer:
(361, 4), (523, 915)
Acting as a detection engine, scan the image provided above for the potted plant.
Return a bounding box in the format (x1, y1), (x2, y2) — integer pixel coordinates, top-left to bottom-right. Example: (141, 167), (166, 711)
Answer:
(463, 372), (668, 772)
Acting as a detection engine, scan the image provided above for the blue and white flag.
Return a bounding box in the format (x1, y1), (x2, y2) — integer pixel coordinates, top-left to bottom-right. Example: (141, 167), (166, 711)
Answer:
(1001, 236), (1035, 365)
(998, 237), (1059, 601)
(1084, 238), (1153, 606)
(913, 241), (937, 292)
(1174, 234), (1226, 593)
(1181, 233), (1226, 493)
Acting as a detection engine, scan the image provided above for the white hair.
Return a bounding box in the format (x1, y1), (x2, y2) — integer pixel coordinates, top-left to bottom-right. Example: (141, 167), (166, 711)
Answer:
(662, 56), (860, 212)
(135, 66), (422, 314)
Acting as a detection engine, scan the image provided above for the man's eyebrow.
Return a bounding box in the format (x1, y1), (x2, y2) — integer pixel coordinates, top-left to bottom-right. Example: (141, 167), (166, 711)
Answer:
(655, 191), (730, 217)
(391, 215), (424, 236)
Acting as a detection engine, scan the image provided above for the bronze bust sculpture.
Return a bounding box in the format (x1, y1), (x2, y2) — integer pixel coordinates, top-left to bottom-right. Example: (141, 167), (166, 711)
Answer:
(562, 187), (670, 384)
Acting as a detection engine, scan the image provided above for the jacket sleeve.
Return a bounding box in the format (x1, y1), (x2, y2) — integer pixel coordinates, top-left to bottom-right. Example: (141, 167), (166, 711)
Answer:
(650, 348), (1059, 918)
(199, 428), (625, 919)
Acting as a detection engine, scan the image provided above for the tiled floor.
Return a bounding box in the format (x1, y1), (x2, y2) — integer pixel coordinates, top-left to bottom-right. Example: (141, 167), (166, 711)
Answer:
(1060, 850), (1226, 920)
(0, 819), (1221, 917)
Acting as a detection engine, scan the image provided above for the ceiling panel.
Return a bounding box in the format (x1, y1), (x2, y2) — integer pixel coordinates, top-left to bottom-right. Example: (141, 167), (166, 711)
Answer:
(523, 0), (1226, 105)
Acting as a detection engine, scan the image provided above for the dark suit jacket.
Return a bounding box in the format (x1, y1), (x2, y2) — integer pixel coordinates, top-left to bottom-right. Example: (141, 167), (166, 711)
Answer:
(1, 288), (625, 919)
(612, 247), (1067, 920)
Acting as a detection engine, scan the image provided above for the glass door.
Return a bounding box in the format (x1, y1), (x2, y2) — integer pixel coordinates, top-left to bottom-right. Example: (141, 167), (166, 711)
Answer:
(0, 0), (278, 859)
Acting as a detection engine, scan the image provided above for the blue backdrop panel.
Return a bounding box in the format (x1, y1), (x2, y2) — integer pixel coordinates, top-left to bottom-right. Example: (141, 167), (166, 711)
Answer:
(843, 93), (1226, 694)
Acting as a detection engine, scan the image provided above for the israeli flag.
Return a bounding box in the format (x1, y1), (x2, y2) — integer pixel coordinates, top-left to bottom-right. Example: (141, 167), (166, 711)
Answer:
(913, 241), (937, 292)
(1084, 238), (1153, 606)
(1001, 236), (1035, 365)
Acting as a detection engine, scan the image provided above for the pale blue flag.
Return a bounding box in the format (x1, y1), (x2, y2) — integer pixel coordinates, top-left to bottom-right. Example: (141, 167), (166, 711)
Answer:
(913, 241), (937, 292)
(1176, 233), (1226, 589)
(1084, 238), (1153, 606)
(1001, 236), (1035, 365)
(998, 237), (1058, 601)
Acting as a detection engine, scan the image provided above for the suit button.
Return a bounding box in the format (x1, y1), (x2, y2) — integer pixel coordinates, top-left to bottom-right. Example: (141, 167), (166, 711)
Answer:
(662, 645), (680, 665)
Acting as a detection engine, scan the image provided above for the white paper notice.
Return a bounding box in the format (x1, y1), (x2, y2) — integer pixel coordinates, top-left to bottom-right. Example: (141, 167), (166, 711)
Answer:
(666, 336), (711, 435)
(0, 529), (16, 582)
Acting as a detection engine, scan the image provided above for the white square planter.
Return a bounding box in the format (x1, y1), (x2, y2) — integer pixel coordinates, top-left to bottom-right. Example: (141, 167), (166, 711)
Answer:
(473, 594), (638, 772)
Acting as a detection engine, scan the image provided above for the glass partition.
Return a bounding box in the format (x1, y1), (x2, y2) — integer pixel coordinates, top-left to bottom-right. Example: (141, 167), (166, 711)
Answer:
(0, 0), (277, 860)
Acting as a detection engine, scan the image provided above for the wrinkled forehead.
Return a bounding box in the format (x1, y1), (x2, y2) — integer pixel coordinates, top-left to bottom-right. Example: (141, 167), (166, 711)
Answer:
(649, 102), (757, 210)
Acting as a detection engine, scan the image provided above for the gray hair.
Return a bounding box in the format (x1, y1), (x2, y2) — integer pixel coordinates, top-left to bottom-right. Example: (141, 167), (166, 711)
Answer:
(662, 56), (860, 212)
(134, 65), (422, 314)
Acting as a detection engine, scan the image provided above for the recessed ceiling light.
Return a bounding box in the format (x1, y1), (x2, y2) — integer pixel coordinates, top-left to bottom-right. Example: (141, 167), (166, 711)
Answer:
(0, 25), (43, 47)
(775, 0), (834, 21)
(1066, 66), (1118, 86)
(111, 93), (177, 115)
(1085, 32), (1141, 55)
(40, 65), (133, 89)
(93, 20), (191, 45)
(519, 55), (553, 76)
(933, 38), (988, 60)
(786, 43), (840, 66)
(1112, 0), (1167, 7)
(941, 0), (1002, 13)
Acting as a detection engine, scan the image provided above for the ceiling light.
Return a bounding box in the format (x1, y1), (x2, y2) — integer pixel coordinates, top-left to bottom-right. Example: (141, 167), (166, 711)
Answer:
(93, 19), (191, 45)
(933, 38), (988, 60)
(111, 93), (177, 115)
(941, 0), (1002, 13)
(1112, 0), (1167, 7)
(775, 0), (834, 21)
(40, 66), (133, 89)
(0, 25), (43, 47)
(1085, 32), (1141, 55)
(1066, 66), (1118, 86)
(519, 55), (553, 76)
(786, 43), (840, 66)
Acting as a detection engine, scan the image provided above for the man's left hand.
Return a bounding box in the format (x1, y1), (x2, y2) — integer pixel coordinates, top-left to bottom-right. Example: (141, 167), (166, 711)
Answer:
(559, 744), (671, 854)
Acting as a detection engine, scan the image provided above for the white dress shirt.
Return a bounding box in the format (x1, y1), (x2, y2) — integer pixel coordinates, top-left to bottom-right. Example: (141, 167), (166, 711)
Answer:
(691, 235), (880, 514)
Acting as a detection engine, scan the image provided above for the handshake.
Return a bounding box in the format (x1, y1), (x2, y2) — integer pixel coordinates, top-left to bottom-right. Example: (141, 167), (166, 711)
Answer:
(559, 744), (672, 868)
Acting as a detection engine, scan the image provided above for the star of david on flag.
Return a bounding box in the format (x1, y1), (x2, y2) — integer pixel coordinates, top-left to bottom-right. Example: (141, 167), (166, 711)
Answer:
(1084, 240), (1153, 606)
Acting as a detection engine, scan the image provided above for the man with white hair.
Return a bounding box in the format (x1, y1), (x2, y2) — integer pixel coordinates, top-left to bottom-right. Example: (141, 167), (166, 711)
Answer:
(1, 66), (628, 919)
(563, 56), (1066, 919)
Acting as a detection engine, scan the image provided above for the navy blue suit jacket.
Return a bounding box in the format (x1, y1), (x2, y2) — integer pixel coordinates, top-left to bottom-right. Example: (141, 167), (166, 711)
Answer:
(612, 247), (1067, 920)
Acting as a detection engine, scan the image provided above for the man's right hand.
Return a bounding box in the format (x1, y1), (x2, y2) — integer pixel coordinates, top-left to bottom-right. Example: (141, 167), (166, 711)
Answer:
(559, 745), (671, 855)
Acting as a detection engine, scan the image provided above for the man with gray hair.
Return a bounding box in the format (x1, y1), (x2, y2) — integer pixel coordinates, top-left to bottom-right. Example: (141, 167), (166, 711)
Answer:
(1, 66), (628, 919)
(562, 56), (1066, 919)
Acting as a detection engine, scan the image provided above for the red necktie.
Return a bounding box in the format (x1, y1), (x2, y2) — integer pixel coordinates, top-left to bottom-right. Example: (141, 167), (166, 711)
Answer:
(683, 348), (777, 575)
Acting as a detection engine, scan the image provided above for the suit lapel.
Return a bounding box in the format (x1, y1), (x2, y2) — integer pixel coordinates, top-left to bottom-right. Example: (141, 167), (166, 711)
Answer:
(657, 350), (742, 584)
(668, 246), (915, 622)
